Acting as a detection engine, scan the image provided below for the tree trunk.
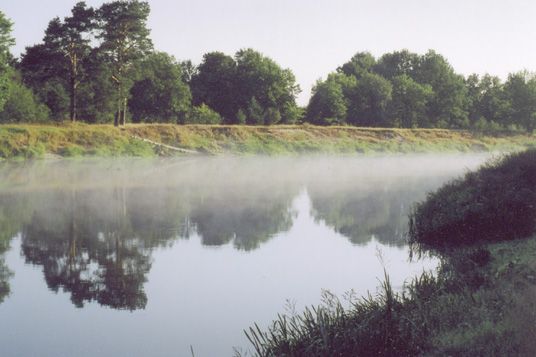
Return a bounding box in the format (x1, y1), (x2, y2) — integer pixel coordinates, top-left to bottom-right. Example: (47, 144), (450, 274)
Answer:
(114, 83), (121, 127)
(120, 97), (127, 126)
(69, 56), (78, 122)
(70, 76), (77, 122)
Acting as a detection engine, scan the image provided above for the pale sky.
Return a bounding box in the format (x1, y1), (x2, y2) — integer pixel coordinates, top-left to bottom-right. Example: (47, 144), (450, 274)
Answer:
(3, 0), (536, 105)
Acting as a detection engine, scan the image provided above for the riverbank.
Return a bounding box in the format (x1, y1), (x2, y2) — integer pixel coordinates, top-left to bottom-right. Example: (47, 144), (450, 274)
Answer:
(246, 235), (536, 356)
(246, 150), (536, 356)
(0, 123), (535, 159)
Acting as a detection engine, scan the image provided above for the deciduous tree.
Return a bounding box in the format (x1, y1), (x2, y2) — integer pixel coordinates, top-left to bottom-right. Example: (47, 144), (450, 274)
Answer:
(0, 11), (14, 112)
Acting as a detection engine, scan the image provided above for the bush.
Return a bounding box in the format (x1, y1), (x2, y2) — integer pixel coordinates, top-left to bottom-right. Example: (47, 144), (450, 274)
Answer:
(409, 149), (536, 248)
(184, 104), (222, 124)
(0, 81), (50, 123)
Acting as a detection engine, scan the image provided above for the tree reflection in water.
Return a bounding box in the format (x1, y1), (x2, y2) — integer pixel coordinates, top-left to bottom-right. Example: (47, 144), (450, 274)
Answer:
(9, 179), (298, 310)
(308, 178), (449, 246)
(0, 156), (482, 309)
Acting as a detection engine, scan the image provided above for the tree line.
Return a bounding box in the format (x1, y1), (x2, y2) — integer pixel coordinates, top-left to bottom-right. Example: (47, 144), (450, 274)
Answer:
(307, 51), (536, 132)
(1, 1), (536, 131)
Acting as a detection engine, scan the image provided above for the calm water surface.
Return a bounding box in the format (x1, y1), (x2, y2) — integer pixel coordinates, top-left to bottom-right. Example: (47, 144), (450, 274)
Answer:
(0, 155), (489, 356)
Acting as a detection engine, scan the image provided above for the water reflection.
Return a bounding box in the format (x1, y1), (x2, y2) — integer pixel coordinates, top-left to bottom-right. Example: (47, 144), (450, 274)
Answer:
(308, 177), (450, 246)
(0, 155), (487, 311)
(0, 193), (29, 303)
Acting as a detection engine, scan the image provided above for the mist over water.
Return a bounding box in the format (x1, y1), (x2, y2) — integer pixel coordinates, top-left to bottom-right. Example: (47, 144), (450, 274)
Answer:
(0, 154), (489, 356)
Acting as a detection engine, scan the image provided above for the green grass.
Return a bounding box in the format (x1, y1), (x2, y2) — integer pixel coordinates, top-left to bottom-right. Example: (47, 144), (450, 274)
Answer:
(0, 123), (535, 159)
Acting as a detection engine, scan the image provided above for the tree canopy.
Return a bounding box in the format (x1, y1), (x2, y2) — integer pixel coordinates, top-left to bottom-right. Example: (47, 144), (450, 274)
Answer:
(191, 49), (301, 124)
(0, 11), (15, 112)
(5, 2), (536, 131)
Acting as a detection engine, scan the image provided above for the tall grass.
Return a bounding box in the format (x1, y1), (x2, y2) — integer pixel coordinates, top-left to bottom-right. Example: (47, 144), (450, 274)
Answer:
(243, 238), (536, 356)
(243, 270), (439, 356)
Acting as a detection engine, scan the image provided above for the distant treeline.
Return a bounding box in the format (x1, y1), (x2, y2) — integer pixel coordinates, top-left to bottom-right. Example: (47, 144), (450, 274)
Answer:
(1, 2), (536, 131)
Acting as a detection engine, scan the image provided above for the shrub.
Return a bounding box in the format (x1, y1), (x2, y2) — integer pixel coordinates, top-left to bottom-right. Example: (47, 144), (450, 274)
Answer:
(0, 81), (50, 123)
(409, 149), (536, 248)
(185, 104), (222, 124)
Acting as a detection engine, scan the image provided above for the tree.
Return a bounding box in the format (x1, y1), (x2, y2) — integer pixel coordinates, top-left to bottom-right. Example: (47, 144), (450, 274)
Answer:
(338, 52), (376, 79)
(190, 51), (238, 123)
(76, 49), (117, 123)
(413, 50), (469, 128)
(191, 49), (300, 124)
(43, 2), (95, 121)
(374, 50), (420, 80)
(97, 0), (153, 126)
(128, 52), (191, 123)
(306, 73), (356, 125)
(235, 48), (301, 124)
(0, 69), (50, 123)
(19, 44), (70, 120)
(236, 108), (246, 124)
(264, 107), (282, 125)
(347, 72), (392, 126)
(387, 74), (433, 128)
(465, 73), (481, 124)
(0, 11), (14, 112)
(504, 71), (536, 132)
(246, 97), (264, 125)
(179, 59), (197, 83)
(466, 74), (509, 128)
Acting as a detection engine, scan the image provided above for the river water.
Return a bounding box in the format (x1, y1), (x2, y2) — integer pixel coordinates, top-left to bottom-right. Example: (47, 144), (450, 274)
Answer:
(0, 154), (489, 356)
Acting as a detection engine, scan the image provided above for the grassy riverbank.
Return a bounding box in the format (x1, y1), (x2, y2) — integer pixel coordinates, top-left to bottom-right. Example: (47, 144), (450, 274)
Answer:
(0, 123), (535, 159)
(245, 236), (536, 356)
(246, 150), (536, 356)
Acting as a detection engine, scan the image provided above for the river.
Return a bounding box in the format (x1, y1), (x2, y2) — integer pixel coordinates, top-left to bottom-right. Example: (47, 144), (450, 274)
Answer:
(0, 154), (489, 356)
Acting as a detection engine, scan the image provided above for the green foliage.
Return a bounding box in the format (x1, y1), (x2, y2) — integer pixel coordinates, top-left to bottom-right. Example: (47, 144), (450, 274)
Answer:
(306, 73), (354, 125)
(19, 44), (70, 120)
(504, 71), (536, 132)
(76, 54), (116, 123)
(388, 74), (433, 128)
(190, 51), (238, 122)
(305, 50), (478, 129)
(191, 49), (300, 125)
(409, 149), (536, 249)
(0, 11), (14, 112)
(467, 74), (510, 128)
(97, 0), (153, 125)
(129, 52), (191, 123)
(235, 48), (301, 124)
(43, 2), (96, 121)
(338, 51), (376, 79)
(236, 108), (246, 125)
(410, 50), (468, 128)
(264, 107), (281, 125)
(347, 72), (392, 126)
(246, 97), (264, 125)
(0, 70), (50, 123)
(374, 49), (420, 80)
(185, 104), (222, 124)
(9, 0), (536, 132)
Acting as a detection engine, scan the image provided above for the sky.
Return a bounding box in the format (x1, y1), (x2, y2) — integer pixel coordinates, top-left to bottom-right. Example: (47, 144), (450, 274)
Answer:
(3, 0), (536, 105)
